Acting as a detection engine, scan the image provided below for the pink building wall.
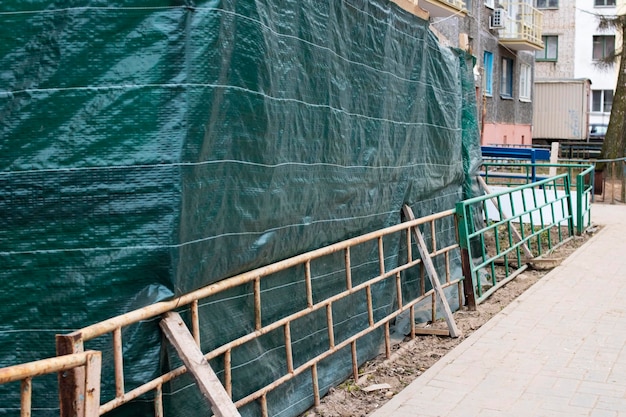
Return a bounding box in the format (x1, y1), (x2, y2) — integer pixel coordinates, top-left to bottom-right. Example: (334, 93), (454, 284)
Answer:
(481, 123), (532, 146)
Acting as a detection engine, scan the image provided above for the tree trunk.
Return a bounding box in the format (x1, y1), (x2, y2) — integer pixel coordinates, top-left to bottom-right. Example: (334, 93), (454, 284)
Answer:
(601, 20), (626, 161)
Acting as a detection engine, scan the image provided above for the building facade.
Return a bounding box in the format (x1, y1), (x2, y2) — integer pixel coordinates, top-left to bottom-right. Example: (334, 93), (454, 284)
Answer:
(396, 0), (544, 145)
(475, 1), (543, 146)
(536, 0), (618, 131)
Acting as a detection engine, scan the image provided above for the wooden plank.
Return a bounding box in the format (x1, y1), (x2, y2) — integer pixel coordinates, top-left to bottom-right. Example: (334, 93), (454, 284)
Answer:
(155, 385), (164, 417)
(160, 312), (241, 417)
(477, 176), (534, 259)
(56, 333), (85, 417)
(413, 328), (451, 336)
(113, 327), (124, 398)
(402, 205), (461, 338)
(460, 248), (477, 310)
(21, 377), (31, 417)
(0, 353), (93, 385)
(83, 351), (102, 417)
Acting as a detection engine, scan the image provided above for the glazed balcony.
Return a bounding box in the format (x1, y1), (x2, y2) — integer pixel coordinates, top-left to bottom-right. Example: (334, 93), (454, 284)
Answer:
(492, 2), (544, 51)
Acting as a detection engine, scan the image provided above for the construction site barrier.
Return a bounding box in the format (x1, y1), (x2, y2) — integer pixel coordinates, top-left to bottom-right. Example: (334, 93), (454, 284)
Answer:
(1, 165), (597, 416)
(56, 210), (462, 416)
(0, 351), (101, 417)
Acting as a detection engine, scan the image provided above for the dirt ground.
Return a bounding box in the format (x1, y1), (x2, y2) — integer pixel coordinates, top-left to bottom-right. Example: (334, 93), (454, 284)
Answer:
(301, 228), (600, 417)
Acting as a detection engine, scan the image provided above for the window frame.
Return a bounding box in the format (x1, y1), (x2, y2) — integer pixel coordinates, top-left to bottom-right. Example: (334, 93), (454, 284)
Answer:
(594, 0), (615, 7)
(536, 35), (558, 61)
(592, 35), (615, 61)
(483, 51), (494, 96)
(500, 57), (514, 98)
(519, 64), (531, 101)
(592, 89), (614, 113)
(536, 0), (559, 8)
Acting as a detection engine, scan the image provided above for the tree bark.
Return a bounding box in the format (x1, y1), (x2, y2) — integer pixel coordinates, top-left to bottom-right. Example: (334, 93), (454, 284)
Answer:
(601, 17), (626, 162)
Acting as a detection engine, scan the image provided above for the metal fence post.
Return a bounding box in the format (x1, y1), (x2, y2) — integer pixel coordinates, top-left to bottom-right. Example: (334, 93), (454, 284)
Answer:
(575, 172), (583, 235)
(563, 174), (575, 237)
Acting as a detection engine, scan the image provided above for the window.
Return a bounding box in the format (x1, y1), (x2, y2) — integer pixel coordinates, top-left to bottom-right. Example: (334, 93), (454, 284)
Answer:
(506, 1), (516, 17)
(593, 35), (615, 60)
(519, 64), (531, 101)
(501, 57), (513, 98)
(595, 0), (615, 6)
(484, 51), (493, 96)
(536, 36), (558, 61)
(592, 90), (613, 113)
(536, 0), (558, 8)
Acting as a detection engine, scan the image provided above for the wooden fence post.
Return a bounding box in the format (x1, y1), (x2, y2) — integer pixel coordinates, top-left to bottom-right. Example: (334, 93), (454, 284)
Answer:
(56, 332), (85, 417)
(460, 248), (477, 311)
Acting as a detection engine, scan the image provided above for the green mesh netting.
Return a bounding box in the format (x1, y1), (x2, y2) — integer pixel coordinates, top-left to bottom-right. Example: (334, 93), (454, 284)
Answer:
(0, 1), (481, 416)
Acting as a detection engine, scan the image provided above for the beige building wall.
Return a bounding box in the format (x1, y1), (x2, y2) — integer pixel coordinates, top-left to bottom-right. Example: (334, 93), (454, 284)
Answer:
(534, 0), (576, 79)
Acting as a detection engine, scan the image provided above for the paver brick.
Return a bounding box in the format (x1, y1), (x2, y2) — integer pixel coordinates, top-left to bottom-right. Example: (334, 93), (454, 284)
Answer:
(370, 205), (626, 417)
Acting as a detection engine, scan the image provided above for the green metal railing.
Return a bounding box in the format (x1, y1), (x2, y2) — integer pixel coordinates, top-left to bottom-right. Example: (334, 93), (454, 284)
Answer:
(481, 162), (594, 235)
(575, 165), (594, 234)
(456, 173), (575, 304)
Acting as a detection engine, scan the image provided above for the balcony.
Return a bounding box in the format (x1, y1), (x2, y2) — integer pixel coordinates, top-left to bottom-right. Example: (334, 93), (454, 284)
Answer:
(392, 0), (467, 19)
(420, 0), (467, 18)
(492, 2), (544, 51)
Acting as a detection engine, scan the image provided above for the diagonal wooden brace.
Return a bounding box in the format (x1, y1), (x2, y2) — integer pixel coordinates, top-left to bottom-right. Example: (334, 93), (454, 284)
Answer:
(160, 312), (241, 417)
(402, 205), (461, 338)
(478, 176), (534, 260)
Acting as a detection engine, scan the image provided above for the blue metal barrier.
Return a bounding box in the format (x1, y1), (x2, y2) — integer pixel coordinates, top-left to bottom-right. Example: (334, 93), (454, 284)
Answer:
(481, 146), (551, 182)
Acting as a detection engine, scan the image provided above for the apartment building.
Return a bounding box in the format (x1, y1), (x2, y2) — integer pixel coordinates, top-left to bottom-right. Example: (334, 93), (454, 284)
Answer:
(536, 0), (618, 129)
(398, 0), (544, 146)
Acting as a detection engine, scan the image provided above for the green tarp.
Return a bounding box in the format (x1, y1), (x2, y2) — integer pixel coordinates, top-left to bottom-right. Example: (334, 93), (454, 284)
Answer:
(0, 1), (481, 416)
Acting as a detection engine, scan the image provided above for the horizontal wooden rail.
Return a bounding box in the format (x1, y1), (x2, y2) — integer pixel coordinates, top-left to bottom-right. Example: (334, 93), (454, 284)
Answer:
(0, 351), (101, 417)
(40, 163), (594, 417)
(0, 352), (98, 384)
(73, 209), (456, 342)
(101, 276), (463, 413)
(59, 208), (461, 417)
(234, 280), (462, 409)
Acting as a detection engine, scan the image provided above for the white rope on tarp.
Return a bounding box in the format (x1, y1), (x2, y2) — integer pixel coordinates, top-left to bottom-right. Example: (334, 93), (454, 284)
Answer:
(0, 5), (461, 95)
(0, 82), (462, 133)
(0, 196), (457, 256)
(0, 158), (463, 175)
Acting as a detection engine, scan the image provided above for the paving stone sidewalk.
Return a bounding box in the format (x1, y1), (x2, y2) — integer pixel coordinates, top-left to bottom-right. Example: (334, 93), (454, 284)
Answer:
(370, 203), (626, 417)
